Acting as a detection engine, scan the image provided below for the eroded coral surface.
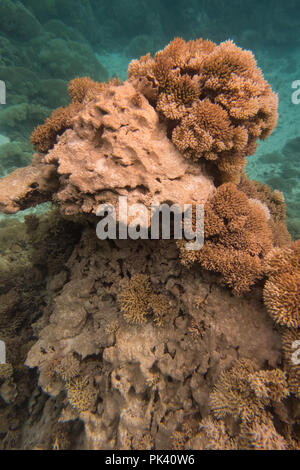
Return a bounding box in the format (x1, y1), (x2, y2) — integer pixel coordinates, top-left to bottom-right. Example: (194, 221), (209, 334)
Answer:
(23, 228), (289, 449)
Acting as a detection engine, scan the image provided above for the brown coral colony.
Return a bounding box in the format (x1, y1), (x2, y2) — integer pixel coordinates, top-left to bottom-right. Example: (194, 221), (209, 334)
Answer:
(1, 36), (299, 450)
(128, 37), (278, 183)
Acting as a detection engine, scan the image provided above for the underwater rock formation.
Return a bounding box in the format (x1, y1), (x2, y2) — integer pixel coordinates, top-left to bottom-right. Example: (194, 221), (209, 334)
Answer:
(0, 79), (215, 216)
(25, 232), (283, 449)
(0, 37), (299, 450)
(129, 38), (278, 184)
(0, 154), (58, 214)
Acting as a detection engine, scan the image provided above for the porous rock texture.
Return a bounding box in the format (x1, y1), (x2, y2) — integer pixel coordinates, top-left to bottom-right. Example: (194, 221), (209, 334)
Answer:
(0, 154), (58, 214)
(0, 81), (215, 218)
(46, 81), (215, 217)
(0, 40), (299, 450)
(25, 229), (283, 450)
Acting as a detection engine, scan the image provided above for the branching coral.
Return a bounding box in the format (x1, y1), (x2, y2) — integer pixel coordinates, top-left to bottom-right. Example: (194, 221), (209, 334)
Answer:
(196, 417), (237, 450)
(67, 77), (108, 104)
(117, 274), (153, 324)
(210, 359), (288, 423)
(129, 37), (278, 183)
(263, 241), (300, 328)
(178, 183), (273, 295)
(238, 176), (291, 248)
(30, 76), (112, 153)
(30, 103), (83, 153)
(65, 376), (97, 413)
(117, 274), (171, 325)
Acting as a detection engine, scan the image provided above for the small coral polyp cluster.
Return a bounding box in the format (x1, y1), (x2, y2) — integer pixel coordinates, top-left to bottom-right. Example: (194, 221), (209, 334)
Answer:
(129, 38), (278, 183)
(0, 38), (299, 450)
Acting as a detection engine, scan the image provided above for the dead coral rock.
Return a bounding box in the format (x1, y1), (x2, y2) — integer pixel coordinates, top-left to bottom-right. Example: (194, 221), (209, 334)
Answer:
(0, 154), (58, 214)
(25, 232), (282, 449)
(45, 81), (215, 217)
(0, 80), (214, 218)
(178, 183), (273, 295)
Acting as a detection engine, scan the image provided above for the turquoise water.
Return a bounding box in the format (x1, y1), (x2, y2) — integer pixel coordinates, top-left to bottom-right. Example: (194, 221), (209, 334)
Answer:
(0, 0), (299, 236)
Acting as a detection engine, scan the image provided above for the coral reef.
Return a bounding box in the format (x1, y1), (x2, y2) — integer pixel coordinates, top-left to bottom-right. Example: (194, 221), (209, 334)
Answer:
(24, 231), (287, 450)
(0, 33), (299, 450)
(30, 103), (83, 153)
(117, 274), (171, 326)
(0, 210), (82, 449)
(238, 175), (291, 248)
(178, 183), (273, 295)
(0, 79), (215, 216)
(129, 38), (278, 183)
(263, 241), (300, 328)
(209, 359), (288, 422)
(65, 376), (97, 413)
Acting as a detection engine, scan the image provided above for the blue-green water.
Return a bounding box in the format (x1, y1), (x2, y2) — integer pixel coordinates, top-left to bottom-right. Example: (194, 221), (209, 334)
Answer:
(0, 0), (299, 236)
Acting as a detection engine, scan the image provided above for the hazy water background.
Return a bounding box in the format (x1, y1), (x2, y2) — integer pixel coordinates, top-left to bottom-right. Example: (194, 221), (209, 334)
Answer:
(0, 0), (299, 237)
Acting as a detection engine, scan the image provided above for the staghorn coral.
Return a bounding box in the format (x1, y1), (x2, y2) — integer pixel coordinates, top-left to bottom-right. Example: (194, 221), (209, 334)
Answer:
(30, 102), (83, 153)
(129, 37), (278, 183)
(193, 417), (237, 450)
(248, 369), (289, 402)
(0, 79), (215, 217)
(117, 274), (171, 325)
(239, 414), (287, 450)
(210, 359), (288, 424)
(264, 274), (300, 328)
(65, 376), (97, 413)
(178, 183), (273, 295)
(238, 176), (291, 248)
(263, 241), (300, 328)
(67, 76), (108, 104)
(263, 240), (300, 277)
(118, 274), (152, 324)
